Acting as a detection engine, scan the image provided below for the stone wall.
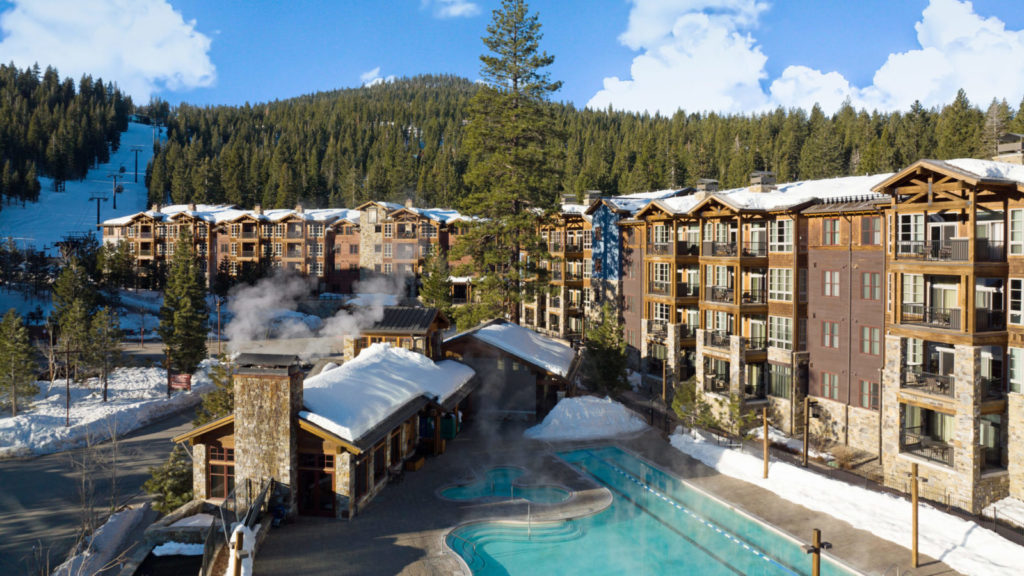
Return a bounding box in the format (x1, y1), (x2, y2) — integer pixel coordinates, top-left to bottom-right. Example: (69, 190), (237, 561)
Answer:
(1009, 393), (1024, 499)
(233, 367), (302, 515)
(846, 405), (881, 455)
(192, 443), (208, 500)
(336, 452), (352, 519)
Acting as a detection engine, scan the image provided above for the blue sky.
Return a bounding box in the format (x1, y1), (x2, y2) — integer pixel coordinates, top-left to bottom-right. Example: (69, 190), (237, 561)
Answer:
(1, 0), (1023, 114)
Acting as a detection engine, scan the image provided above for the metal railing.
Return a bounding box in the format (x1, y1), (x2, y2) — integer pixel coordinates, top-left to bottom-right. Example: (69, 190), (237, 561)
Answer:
(744, 336), (767, 351)
(648, 280), (671, 296)
(707, 285), (734, 304)
(901, 369), (955, 397)
(704, 330), (731, 349)
(975, 309), (1006, 331)
(981, 376), (1005, 400)
(976, 239), (1006, 261)
(548, 243), (563, 253)
(198, 516), (222, 576)
(679, 324), (697, 338)
(397, 230), (417, 239)
(702, 242), (737, 257)
(565, 242), (583, 253)
(741, 290), (766, 304)
(240, 250), (256, 258)
(678, 283), (698, 297)
(648, 320), (667, 338)
(900, 426), (955, 467)
(895, 239), (1006, 262)
(901, 303), (961, 330)
(741, 242), (767, 257)
(705, 374), (730, 394)
(649, 242), (673, 256)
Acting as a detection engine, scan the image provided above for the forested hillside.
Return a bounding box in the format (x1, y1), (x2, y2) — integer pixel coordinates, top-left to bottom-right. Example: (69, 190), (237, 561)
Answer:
(143, 74), (1024, 210)
(0, 64), (132, 209)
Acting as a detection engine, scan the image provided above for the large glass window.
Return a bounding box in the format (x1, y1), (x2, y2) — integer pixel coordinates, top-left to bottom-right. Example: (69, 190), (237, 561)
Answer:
(861, 216), (881, 246)
(862, 272), (881, 300)
(823, 218), (840, 245)
(769, 220), (793, 252)
(768, 268), (792, 302)
(1010, 279), (1024, 325)
(208, 446), (235, 500)
(1009, 347), (1024, 393)
(861, 326), (881, 355)
(1011, 209), (1024, 255)
(823, 270), (840, 297)
(821, 372), (839, 400)
(860, 380), (879, 410)
(768, 364), (792, 398)
(768, 316), (792, 350)
(822, 321), (839, 348)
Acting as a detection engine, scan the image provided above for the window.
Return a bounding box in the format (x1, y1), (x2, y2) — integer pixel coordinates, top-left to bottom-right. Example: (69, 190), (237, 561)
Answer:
(860, 380), (879, 410)
(584, 229), (594, 250)
(208, 446), (235, 500)
(1009, 348), (1024, 393)
(315, 243), (324, 257)
(862, 272), (881, 300)
(861, 216), (881, 245)
(822, 321), (839, 348)
(229, 261), (238, 275)
(861, 326), (881, 355)
(349, 244), (359, 254)
(314, 262), (324, 275)
(769, 220), (793, 252)
(768, 364), (792, 398)
(768, 316), (792, 350)
(230, 243), (238, 256)
(823, 270), (840, 297)
(383, 223), (393, 238)
(902, 274), (924, 305)
(821, 372), (839, 400)
(1012, 210), (1024, 255)
(653, 225), (671, 244)
(799, 269), (807, 302)
(652, 302), (670, 322)
(652, 262), (670, 283)
(384, 243), (394, 258)
(383, 263), (393, 274)
(768, 268), (792, 301)
(1011, 279), (1024, 325)
(823, 218), (840, 245)
(274, 243), (282, 256)
(230, 224), (240, 237)
(899, 214), (924, 243)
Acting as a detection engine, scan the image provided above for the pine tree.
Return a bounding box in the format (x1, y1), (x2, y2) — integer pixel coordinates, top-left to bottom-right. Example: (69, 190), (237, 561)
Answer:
(455, 0), (564, 325)
(193, 355), (235, 426)
(935, 89), (983, 159)
(88, 307), (121, 402)
(142, 444), (193, 513)
(981, 98), (1012, 157)
(0, 309), (38, 417)
(581, 303), (628, 392)
(159, 230), (209, 374)
(419, 247), (453, 317)
(51, 257), (97, 329)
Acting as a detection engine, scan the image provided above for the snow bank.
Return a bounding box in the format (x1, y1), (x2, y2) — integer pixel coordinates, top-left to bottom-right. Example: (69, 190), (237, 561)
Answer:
(524, 396), (647, 441)
(749, 425), (833, 462)
(301, 343), (475, 442)
(52, 504), (149, 576)
(670, 429), (1022, 576)
(152, 542), (205, 556)
(169, 513), (215, 528)
(983, 496), (1024, 529)
(224, 524), (257, 576)
(0, 360), (216, 459)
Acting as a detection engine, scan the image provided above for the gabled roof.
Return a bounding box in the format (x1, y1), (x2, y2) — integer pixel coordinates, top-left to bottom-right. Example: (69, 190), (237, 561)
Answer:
(871, 158), (1024, 194)
(584, 188), (692, 216)
(172, 414), (234, 444)
(363, 306), (448, 335)
(444, 319), (578, 380)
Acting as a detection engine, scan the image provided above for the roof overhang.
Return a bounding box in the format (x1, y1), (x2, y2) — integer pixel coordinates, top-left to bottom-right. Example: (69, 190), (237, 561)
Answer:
(172, 414), (234, 444)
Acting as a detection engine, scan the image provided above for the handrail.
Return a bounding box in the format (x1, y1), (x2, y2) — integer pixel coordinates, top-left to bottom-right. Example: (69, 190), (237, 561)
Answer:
(448, 532), (479, 566)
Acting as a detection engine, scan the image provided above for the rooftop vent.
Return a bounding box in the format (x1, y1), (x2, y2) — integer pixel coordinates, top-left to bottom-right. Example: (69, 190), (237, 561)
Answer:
(749, 171), (776, 193)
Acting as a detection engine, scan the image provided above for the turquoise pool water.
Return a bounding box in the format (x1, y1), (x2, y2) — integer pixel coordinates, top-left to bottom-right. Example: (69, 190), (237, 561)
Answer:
(440, 467), (571, 504)
(446, 446), (858, 576)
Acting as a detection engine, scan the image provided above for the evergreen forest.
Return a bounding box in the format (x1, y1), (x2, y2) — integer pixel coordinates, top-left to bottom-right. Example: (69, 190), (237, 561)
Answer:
(144, 75), (1024, 212)
(0, 63), (133, 209)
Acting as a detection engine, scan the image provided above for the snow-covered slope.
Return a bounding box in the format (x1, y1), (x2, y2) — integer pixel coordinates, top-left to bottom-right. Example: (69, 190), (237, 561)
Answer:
(0, 121), (158, 255)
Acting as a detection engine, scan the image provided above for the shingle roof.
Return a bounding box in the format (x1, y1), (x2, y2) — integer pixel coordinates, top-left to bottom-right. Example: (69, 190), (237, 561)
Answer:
(363, 306), (445, 335)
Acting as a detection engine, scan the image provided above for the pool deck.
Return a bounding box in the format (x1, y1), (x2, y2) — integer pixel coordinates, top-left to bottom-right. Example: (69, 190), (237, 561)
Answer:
(254, 420), (962, 576)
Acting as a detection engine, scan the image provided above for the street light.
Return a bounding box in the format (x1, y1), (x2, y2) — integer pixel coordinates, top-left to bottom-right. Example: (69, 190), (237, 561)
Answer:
(802, 396), (820, 467)
(909, 463), (928, 568)
(802, 528), (832, 576)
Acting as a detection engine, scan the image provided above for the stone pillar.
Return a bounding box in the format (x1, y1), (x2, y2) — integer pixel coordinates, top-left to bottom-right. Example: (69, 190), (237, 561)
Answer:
(880, 335), (903, 476)
(233, 359), (302, 516)
(192, 444), (208, 500)
(953, 344), (982, 510)
(729, 334), (745, 398)
(336, 452), (352, 519)
(342, 335), (357, 362)
(1009, 393), (1024, 499)
(640, 318), (651, 378)
(695, 328), (706, 394)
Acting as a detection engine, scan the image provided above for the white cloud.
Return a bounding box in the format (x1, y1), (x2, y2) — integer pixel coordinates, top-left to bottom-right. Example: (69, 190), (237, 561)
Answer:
(360, 67), (395, 87)
(0, 0), (215, 103)
(422, 0), (480, 19)
(590, 0), (1024, 115)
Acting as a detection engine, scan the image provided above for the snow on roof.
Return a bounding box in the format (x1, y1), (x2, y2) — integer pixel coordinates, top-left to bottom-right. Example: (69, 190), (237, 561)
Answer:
(299, 343), (475, 443)
(449, 321), (576, 378)
(524, 396), (647, 441)
(407, 207), (468, 224)
(657, 195), (702, 214)
(618, 189), (689, 200)
(561, 203), (587, 215)
(104, 204), (362, 226)
(713, 173), (892, 212)
(943, 158), (1024, 184)
(346, 293), (398, 307)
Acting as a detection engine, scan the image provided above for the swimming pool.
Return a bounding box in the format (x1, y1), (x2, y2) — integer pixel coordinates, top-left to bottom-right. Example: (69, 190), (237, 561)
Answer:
(440, 467), (571, 504)
(446, 446), (858, 576)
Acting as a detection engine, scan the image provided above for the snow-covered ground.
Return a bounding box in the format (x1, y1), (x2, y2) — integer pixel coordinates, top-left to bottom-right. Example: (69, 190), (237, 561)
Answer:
(983, 496), (1024, 529)
(749, 424), (833, 462)
(152, 541), (204, 556)
(524, 396), (648, 441)
(0, 360), (215, 459)
(52, 504), (149, 576)
(670, 428), (1022, 576)
(0, 122), (157, 255)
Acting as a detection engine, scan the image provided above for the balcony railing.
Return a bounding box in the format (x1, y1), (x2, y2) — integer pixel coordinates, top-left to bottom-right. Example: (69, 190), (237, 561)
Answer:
(548, 243), (563, 253)
(702, 242), (737, 257)
(679, 324), (697, 338)
(286, 230), (304, 239)
(241, 230), (257, 239)
(650, 242), (673, 256)
(744, 336), (767, 352)
(705, 374), (730, 395)
(741, 242), (767, 257)
(648, 320), (667, 338)
(552, 270), (563, 281)
(981, 376), (1005, 400)
(678, 283), (698, 297)
(976, 239), (1006, 262)
(704, 330), (731, 349)
(975, 309), (1006, 332)
(565, 242), (583, 253)
(741, 290), (766, 304)
(901, 369), (955, 397)
(900, 426), (954, 467)
(744, 375), (767, 399)
(901, 303), (961, 330)
(707, 286), (734, 304)
(895, 239), (1006, 262)
(240, 250), (256, 258)
(648, 280), (671, 296)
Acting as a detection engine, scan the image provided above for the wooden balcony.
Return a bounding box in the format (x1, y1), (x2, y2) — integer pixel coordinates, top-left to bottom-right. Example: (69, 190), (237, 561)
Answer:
(900, 369), (954, 397)
(707, 286), (734, 304)
(894, 239), (1005, 263)
(901, 304), (961, 330)
(704, 330), (731, 349)
(702, 242), (737, 257)
(900, 426), (954, 467)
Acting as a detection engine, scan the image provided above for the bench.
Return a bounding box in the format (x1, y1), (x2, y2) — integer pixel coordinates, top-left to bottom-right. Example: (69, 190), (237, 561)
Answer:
(404, 456), (425, 471)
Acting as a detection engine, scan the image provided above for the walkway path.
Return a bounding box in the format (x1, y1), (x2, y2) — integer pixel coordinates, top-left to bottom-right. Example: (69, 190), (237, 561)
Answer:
(254, 418), (961, 575)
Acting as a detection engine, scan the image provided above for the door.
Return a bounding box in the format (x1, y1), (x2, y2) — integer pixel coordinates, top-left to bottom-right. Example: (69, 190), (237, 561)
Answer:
(298, 468), (335, 517)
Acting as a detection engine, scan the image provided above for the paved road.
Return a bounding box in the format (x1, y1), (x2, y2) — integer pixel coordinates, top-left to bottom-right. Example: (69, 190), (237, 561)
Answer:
(0, 409), (195, 575)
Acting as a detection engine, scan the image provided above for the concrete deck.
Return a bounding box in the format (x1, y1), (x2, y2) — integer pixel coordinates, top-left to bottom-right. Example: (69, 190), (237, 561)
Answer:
(254, 420), (961, 576)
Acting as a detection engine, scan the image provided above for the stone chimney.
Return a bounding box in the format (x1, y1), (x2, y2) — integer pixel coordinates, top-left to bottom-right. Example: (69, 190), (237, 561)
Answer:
(993, 133), (1024, 165)
(295, 203), (304, 214)
(231, 354), (303, 517)
(404, 197), (414, 209)
(150, 203), (161, 212)
(749, 171), (777, 193)
(187, 203), (196, 211)
(253, 203), (263, 215)
(696, 179), (719, 193)
(584, 190), (602, 204)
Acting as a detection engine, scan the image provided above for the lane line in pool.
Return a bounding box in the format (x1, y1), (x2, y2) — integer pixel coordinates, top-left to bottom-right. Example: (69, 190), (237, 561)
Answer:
(582, 451), (800, 576)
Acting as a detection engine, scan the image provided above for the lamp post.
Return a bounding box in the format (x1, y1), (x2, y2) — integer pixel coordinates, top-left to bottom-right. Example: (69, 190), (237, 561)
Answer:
(802, 528), (832, 576)
(762, 406), (769, 479)
(909, 463), (928, 568)
(802, 396), (819, 467)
